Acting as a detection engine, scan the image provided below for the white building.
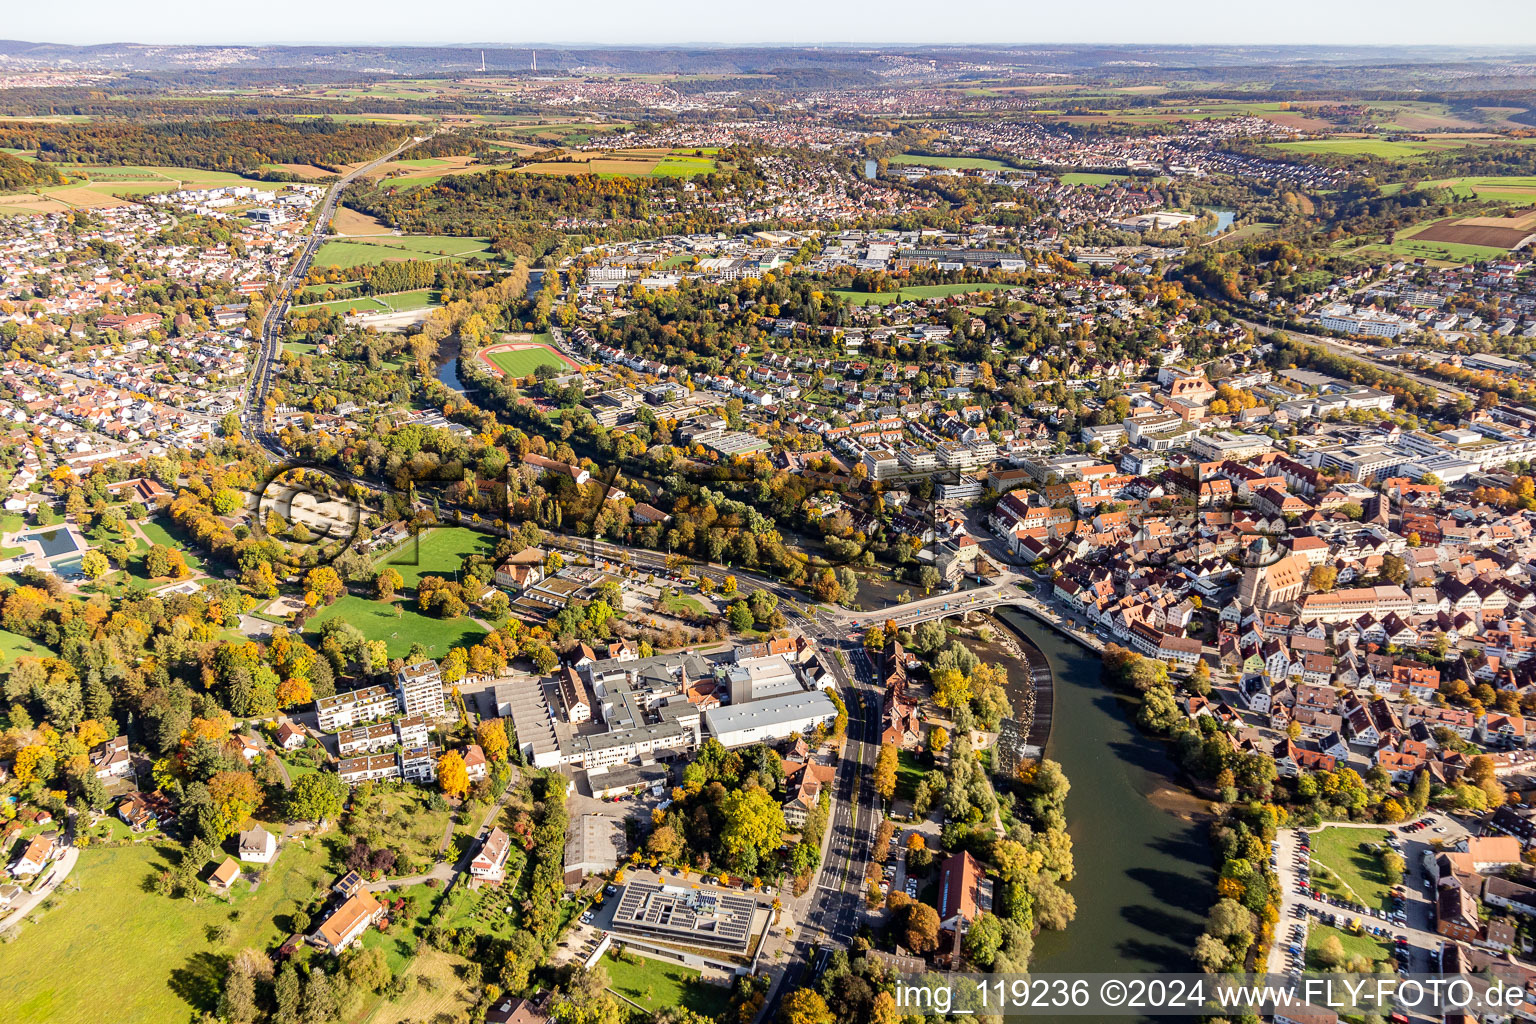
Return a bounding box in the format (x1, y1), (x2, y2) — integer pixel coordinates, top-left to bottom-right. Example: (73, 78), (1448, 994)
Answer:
(397, 661), (446, 720)
(703, 690), (840, 747)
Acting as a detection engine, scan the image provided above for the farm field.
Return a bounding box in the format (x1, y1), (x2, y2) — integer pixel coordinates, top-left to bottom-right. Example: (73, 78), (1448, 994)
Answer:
(1417, 175), (1536, 202)
(1337, 217), (1517, 265)
(330, 206), (393, 235)
(1265, 138), (1442, 159)
(832, 283), (1011, 305)
(376, 526), (498, 589)
(513, 147), (720, 178)
(601, 951), (733, 1019)
(0, 840), (331, 1024)
(0, 165), (288, 215)
(888, 153), (1014, 171)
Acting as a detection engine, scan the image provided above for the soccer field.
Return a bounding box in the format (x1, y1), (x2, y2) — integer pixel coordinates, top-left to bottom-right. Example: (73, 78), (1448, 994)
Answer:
(375, 526), (498, 588)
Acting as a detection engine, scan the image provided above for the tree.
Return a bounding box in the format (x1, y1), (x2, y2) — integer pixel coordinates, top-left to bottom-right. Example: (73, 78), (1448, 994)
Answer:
(206, 770), (262, 842)
(963, 911), (1004, 967)
(376, 568), (403, 600)
(304, 566), (345, 605)
(718, 786), (787, 874)
(1192, 933), (1231, 972)
(932, 667), (971, 710)
(929, 725), (949, 755)
(1308, 565), (1338, 592)
(728, 602), (756, 632)
(286, 771), (347, 824)
(1383, 850), (1406, 886)
(901, 901), (941, 954)
(80, 548), (110, 582)
(477, 719), (509, 762)
(1316, 934), (1347, 969)
(918, 566), (941, 592)
(274, 961), (302, 1024)
(779, 989), (834, 1024)
(873, 742), (898, 802)
(218, 960), (258, 1024)
(438, 750), (470, 799)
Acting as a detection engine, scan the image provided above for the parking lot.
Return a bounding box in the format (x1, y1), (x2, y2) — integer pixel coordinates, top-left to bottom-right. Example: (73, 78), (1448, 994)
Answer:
(1268, 817), (1468, 980)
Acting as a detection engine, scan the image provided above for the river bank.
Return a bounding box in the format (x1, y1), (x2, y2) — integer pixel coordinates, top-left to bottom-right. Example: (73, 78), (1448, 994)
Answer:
(977, 607), (1213, 977)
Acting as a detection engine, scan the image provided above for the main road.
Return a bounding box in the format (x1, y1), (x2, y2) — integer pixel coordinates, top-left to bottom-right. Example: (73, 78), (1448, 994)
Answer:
(240, 132), (433, 454)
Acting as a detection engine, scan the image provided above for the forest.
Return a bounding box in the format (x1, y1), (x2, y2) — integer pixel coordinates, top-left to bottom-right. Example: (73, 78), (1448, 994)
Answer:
(0, 150), (64, 190)
(0, 118), (407, 174)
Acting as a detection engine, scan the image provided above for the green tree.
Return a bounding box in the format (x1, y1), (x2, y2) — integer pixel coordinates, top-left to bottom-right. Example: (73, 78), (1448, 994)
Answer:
(80, 549), (110, 581)
(286, 771), (347, 824)
(718, 786), (786, 874)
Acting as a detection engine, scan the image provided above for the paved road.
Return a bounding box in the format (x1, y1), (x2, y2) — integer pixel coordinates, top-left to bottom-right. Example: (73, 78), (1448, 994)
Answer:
(241, 132), (432, 451)
(0, 845), (79, 934)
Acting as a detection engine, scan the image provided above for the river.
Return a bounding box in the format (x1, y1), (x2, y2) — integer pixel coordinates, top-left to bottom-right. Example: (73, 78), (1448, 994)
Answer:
(435, 268), (547, 394)
(982, 608), (1214, 978)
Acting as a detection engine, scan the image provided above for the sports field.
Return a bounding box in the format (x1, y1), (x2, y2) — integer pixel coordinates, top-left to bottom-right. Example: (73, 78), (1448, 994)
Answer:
(832, 283), (1011, 306)
(291, 288), (441, 316)
(477, 335), (580, 377)
(312, 235), (494, 269)
(376, 526), (499, 588)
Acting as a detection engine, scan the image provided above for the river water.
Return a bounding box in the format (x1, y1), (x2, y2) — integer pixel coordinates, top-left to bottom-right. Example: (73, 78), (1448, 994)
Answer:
(984, 608), (1213, 977)
(435, 268), (547, 394)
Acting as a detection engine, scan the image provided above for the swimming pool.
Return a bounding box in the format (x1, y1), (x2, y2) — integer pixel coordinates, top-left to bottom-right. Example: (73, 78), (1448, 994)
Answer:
(25, 529), (81, 559)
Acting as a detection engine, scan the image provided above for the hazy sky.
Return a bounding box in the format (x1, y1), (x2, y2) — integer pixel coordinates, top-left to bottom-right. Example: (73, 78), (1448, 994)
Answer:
(8, 0), (1536, 48)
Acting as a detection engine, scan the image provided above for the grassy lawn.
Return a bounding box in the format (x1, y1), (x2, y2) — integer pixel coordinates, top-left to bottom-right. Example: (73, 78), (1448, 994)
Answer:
(312, 236), (492, 270)
(888, 153), (1013, 171)
(376, 526), (498, 589)
(1305, 923), (1391, 970)
(302, 594), (487, 660)
(290, 295), (389, 316)
(291, 289), (441, 317)
(348, 787), (454, 875)
(369, 948), (479, 1024)
(832, 283), (1010, 306)
(602, 950), (733, 1019)
(660, 592), (706, 617)
(442, 852), (531, 941)
(358, 882), (442, 975)
(487, 343), (568, 377)
(895, 749), (927, 802)
(0, 839), (332, 1024)
(137, 517), (204, 571)
(1307, 827), (1392, 910)
(0, 626), (54, 663)
(1058, 171), (1132, 185)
